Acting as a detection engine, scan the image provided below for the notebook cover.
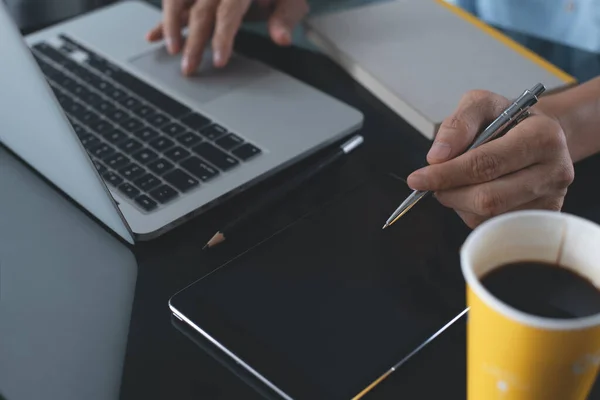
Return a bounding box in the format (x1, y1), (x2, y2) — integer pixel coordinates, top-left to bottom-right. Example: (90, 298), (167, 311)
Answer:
(305, 0), (576, 139)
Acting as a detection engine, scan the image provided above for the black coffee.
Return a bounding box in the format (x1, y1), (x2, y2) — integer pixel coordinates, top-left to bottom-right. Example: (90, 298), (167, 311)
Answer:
(480, 261), (600, 319)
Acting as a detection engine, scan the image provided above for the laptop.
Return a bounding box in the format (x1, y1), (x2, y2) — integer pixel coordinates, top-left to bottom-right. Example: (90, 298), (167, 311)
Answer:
(0, 0), (363, 244)
(0, 145), (137, 400)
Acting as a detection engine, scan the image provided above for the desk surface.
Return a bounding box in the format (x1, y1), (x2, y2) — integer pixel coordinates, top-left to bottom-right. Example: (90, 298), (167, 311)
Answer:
(6, 3), (600, 399)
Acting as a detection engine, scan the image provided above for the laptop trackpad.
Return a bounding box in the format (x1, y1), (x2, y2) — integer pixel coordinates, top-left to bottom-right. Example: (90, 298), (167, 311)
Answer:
(129, 46), (270, 104)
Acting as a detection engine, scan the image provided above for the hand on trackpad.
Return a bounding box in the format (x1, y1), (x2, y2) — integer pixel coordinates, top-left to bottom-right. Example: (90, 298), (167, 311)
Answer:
(128, 46), (269, 104)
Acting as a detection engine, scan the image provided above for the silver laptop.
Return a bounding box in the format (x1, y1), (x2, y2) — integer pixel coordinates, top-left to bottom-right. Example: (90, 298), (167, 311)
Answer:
(0, 0), (363, 244)
(0, 145), (137, 400)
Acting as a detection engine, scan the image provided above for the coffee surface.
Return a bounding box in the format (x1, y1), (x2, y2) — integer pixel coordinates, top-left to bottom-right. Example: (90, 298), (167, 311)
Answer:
(481, 261), (600, 319)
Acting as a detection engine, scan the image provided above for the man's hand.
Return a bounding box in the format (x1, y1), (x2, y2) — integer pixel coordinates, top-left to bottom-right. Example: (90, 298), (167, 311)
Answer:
(146, 0), (309, 75)
(407, 90), (574, 229)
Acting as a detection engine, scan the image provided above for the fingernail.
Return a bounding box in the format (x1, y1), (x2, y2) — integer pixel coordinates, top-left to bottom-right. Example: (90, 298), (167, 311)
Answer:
(427, 141), (452, 162)
(274, 25), (291, 44)
(165, 37), (174, 53)
(407, 171), (427, 190)
(181, 55), (189, 73)
(213, 50), (224, 67)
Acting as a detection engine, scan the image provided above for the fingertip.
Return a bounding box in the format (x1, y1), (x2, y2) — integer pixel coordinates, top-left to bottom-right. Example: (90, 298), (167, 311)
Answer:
(270, 24), (292, 46)
(407, 169), (427, 191)
(212, 50), (227, 68)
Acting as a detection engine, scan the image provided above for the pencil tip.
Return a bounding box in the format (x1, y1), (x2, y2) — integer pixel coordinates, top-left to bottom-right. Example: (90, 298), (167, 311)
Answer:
(382, 223), (388, 229)
(202, 244), (208, 250)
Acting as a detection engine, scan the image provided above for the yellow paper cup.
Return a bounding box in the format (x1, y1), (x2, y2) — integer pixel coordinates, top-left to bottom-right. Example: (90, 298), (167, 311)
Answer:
(460, 210), (600, 400)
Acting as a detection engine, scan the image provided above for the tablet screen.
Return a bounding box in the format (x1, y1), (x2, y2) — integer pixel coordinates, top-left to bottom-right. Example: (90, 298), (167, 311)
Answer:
(170, 173), (466, 399)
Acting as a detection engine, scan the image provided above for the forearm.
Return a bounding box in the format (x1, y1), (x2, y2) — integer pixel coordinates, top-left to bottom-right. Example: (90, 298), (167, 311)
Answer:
(537, 76), (600, 163)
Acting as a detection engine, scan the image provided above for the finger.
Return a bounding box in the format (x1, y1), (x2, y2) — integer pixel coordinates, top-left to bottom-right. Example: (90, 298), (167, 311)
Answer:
(455, 195), (565, 229)
(434, 164), (557, 219)
(428, 90), (510, 164)
(162, 0), (187, 54)
(146, 10), (191, 42)
(455, 210), (483, 230)
(212, 0), (252, 67)
(512, 195), (566, 213)
(408, 114), (559, 191)
(182, 0), (218, 75)
(268, 0), (309, 46)
(146, 23), (164, 41)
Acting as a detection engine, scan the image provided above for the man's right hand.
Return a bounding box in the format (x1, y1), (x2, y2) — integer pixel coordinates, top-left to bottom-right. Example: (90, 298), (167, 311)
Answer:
(146, 0), (309, 76)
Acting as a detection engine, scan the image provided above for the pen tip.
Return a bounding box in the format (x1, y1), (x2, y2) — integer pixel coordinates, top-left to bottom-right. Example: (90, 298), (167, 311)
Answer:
(382, 223), (389, 230)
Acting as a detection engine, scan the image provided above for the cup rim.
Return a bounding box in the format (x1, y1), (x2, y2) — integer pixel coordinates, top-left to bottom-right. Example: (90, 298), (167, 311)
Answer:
(461, 210), (600, 331)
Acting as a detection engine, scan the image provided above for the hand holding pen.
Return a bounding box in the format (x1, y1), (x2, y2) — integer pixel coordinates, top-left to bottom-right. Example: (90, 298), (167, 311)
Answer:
(384, 84), (574, 229)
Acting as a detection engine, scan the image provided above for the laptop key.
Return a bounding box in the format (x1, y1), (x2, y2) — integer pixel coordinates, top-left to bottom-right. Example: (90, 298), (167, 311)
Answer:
(164, 146), (190, 163)
(232, 143), (262, 161)
(92, 100), (117, 115)
(132, 148), (159, 164)
(104, 108), (130, 124)
(121, 118), (145, 133)
(79, 91), (103, 106)
(79, 134), (100, 149)
(134, 194), (158, 212)
(164, 169), (199, 193)
(103, 128), (128, 145)
(181, 113), (211, 131)
(132, 105), (156, 119)
(133, 127), (160, 143)
(162, 122), (187, 138)
(192, 142), (239, 171)
(88, 119), (114, 135)
(134, 173), (162, 192)
(146, 112), (170, 127)
(63, 100), (86, 118)
(32, 43), (68, 65)
(118, 182), (140, 199)
(107, 87), (126, 101)
(105, 153), (130, 169)
(102, 171), (123, 187)
(149, 184), (178, 204)
(176, 131), (202, 147)
(78, 110), (101, 126)
(148, 158), (174, 176)
(70, 122), (86, 137)
(118, 138), (143, 155)
(180, 157), (219, 182)
(119, 163), (145, 180)
(216, 133), (244, 150)
(119, 96), (142, 110)
(90, 144), (115, 159)
(92, 159), (107, 175)
(199, 124), (227, 141)
(148, 136), (174, 152)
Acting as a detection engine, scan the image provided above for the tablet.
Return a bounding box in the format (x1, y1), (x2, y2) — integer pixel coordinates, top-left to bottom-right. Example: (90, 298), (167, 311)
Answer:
(169, 173), (466, 400)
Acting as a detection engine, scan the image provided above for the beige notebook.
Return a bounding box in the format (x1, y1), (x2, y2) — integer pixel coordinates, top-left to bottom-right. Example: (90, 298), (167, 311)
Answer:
(304, 0), (576, 140)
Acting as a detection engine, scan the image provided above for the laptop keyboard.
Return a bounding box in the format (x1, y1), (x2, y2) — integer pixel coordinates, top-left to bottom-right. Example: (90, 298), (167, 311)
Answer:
(30, 34), (262, 213)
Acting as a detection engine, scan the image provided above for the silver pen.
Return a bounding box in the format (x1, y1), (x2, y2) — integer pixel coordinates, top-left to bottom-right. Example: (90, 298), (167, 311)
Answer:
(382, 83), (546, 229)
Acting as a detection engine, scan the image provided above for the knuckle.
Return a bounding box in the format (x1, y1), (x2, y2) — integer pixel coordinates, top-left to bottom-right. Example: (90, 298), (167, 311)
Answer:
(554, 162), (575, 188)
(540, 118), (567, 152)
(473, 187), (504, 217)
(463, 89), (493, 104)
(466, 150), (499, 182)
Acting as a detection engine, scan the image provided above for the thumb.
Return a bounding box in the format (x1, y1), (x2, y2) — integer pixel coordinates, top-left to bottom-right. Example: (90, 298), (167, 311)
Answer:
(428, 90), (510, 164)
(268, 0), (309, 46)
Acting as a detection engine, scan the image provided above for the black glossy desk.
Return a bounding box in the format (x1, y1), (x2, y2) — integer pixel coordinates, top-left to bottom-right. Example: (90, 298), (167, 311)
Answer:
(12, 4), (600, 399)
